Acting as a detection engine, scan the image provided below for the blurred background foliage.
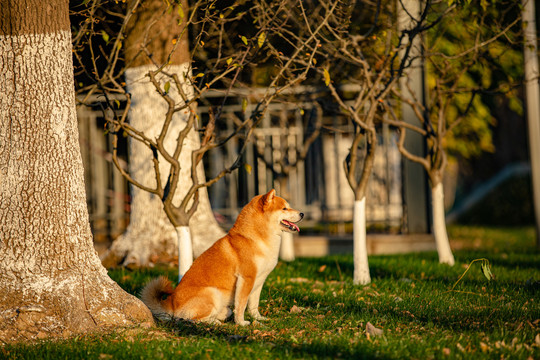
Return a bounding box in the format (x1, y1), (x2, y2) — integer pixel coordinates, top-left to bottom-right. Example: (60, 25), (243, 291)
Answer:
(70, 0), (533, 226)
(426, 1), (523, 162)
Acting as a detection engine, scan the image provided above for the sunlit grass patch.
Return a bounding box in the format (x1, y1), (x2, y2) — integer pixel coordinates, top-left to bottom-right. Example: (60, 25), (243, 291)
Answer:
(2, 226), (539, 359)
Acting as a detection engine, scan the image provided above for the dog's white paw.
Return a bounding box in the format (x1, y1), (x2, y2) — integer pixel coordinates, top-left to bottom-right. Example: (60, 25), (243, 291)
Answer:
(236, 320), (251, 326)
(249, 309), (268, 321)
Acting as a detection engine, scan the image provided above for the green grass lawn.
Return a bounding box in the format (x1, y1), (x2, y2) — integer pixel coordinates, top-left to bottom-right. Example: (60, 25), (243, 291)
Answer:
(2, 226), (539, 359)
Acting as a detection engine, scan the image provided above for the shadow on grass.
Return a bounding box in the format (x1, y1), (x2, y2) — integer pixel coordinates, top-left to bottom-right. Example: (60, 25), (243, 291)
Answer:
(457, 251), (540, 271)
(155, 317), (394, 359)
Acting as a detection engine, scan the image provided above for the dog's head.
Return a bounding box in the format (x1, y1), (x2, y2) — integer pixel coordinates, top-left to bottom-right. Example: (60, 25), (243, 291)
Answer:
(260, 189), (304, 233)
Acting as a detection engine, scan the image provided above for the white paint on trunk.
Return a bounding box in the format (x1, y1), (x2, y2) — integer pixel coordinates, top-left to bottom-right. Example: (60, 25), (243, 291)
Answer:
(279, 232), (295, 262)
(431, 182), (455, 265)
(353, 198), (371, 285)
(105, 64), (225, 266)
(0, 30), (107, 290)
(176, 226), (193, 281)
(0, 31), (152, 340)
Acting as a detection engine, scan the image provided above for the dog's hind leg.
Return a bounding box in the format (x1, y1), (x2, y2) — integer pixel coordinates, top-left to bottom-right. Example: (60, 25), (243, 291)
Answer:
(216, 307), (232, 322)
(175, 287), (223, 323)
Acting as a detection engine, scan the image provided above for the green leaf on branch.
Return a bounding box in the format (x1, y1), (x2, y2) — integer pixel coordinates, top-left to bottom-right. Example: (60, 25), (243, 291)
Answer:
(101, 30), (110, 44)
(226, 58), (233, 66)
(323, 68), (331, 86)
(241, 36), (248, 46)
(177, 4), (184, 20)
(164, 81), (171, 94)
(244, 163), (252, 175)
(241, 98), (248, 113)
(258, 32), (266, 48)
(481, 260), (494, 281)
(451, 258), (494, 292)
(480, 0), (488, 11)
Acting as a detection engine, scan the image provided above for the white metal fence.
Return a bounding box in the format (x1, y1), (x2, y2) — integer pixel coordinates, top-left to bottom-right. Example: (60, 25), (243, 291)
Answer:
(77, 86), (403, 240)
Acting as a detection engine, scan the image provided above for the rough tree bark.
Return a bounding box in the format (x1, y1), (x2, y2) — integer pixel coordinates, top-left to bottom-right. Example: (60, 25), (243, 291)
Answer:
(101, 0), (225, 268)
(0, 0), (153, 342)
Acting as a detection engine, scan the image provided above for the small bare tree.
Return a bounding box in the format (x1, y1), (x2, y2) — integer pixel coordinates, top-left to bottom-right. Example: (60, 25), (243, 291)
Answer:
(385, 0), (522, 265)
(303, 0), (446, 284)
(74, 0), (339, 278)
(73, 0), (227, 267)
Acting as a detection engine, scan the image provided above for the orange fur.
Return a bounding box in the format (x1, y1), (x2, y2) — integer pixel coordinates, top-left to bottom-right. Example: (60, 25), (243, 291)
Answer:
(140, 189), (304, 325)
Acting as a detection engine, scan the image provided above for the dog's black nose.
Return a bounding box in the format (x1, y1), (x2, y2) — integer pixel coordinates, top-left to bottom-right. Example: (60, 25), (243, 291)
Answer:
(300, 213), (304, 219)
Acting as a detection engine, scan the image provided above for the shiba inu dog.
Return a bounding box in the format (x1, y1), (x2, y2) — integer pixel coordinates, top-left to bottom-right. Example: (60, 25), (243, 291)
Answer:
(140, 189), (304, 325)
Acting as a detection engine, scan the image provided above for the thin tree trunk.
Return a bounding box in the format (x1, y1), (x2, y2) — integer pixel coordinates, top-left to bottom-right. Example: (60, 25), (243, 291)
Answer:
(0, 0), (153, 342)
(431, 182), (455, 265)
(353, 198), (371, 285)
(280, 232), (296, 261)
(277, 177), (296, 261)
(176, 226), (193, 281)
(103, 64), (224, 266)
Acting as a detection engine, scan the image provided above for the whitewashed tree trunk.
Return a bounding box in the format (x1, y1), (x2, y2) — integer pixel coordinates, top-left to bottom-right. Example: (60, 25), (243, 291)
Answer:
(431, 182), (455, 265)
(0, 3), (153, 342)
(280, 232), (296, 261)
(102, 64), (225, 267)
(176, 226), (193, 281)
(353, 198), (371, 285)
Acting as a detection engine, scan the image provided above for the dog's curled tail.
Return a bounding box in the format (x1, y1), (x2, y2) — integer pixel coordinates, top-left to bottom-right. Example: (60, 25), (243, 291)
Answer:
(140, 276), (174, 321)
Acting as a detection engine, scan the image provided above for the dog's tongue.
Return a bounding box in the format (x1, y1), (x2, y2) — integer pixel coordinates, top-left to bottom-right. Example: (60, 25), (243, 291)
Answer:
(283, 220), (300, 232)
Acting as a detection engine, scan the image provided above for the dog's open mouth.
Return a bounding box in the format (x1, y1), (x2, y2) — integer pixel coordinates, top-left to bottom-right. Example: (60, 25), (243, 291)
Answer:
(280, 220), (300, 232)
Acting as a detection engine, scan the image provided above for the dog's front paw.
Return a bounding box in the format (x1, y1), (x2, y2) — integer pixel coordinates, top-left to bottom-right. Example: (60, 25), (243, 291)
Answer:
(236, 320), (251, 326)
(249, 309), (268, 321)
(253, 314), (268, 321)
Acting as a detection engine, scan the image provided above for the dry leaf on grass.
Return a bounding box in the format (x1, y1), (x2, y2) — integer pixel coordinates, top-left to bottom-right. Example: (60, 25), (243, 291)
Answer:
(480, 342), (489, 353)
(289, 277), (310, 283)
(366, 322), (383, 337)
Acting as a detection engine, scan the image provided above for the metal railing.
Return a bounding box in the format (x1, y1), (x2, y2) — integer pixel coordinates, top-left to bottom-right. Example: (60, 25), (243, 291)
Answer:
(76, 86), (403, 240)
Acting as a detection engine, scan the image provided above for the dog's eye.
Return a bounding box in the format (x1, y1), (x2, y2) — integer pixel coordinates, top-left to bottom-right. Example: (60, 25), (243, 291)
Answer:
(283, 208), (287, 210)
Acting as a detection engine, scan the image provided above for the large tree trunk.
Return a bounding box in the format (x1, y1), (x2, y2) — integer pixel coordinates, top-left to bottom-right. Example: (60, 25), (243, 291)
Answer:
(101, 0), (225, 268)
(353, 198), (371, 285)
(0, 0), (153, 342)
(431, 182), (455, 265)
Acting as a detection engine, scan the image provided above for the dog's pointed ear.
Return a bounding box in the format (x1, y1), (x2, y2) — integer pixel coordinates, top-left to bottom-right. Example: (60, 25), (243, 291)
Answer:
(261, 189), (276, 208)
